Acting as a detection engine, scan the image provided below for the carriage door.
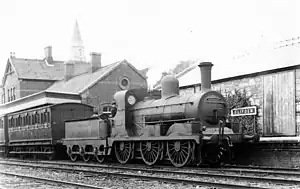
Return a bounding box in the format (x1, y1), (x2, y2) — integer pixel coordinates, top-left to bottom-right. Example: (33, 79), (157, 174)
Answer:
(263, 71), (295, 136)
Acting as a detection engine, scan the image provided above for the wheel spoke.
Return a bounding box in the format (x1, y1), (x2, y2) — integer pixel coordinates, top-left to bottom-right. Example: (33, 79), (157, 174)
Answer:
(114, 142), (131, 164)
(140, 141), (160, 166)
(167, 140), (192, 167)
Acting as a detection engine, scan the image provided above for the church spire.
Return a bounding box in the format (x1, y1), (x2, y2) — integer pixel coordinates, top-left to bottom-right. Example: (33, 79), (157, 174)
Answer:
(69, 19), (86, 62)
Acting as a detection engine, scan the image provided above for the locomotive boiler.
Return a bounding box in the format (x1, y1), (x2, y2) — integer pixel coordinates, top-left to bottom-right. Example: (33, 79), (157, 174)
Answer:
(63, 62), (236, 167)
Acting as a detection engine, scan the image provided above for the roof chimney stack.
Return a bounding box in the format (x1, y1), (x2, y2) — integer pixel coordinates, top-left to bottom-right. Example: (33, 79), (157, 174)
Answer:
(198, 62), (213, 91)
(90, 52), (101, 72)
(10, 52), (15, 58)
(64, 61), (75, 81)
(44, 46), (53, 63)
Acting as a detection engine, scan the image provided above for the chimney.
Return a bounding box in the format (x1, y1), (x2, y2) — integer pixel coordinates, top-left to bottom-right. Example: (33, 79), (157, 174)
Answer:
(44, 46), (53, 63)
(64, 61), (75, 81)
(90, 52), (101, 72)
(198, 62), (213, 91)
(10, 52), (16, 58)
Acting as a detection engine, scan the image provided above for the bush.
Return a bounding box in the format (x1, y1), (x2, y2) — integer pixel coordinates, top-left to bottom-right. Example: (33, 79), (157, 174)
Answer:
(221, 88), (259, 135)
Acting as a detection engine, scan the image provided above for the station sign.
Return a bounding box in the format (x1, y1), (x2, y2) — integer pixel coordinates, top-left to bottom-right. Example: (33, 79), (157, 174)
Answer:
(231, 106), (257, 117)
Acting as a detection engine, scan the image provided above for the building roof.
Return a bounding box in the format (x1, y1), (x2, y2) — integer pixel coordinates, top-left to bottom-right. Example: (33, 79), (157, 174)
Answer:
(139, 67), (150, 79)
(9, 57), (65, 80)
(46, 59), (146, 94)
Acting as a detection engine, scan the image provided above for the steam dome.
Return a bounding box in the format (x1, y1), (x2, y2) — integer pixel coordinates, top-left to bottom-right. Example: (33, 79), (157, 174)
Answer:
(161, 75), (179, 98)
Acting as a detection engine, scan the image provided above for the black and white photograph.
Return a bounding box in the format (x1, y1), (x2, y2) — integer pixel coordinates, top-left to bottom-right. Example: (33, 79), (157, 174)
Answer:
(0, 0), (300, 188)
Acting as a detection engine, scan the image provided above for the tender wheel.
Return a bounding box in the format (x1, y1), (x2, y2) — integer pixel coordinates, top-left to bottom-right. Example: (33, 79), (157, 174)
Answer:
(70, 153), (78, 162)
(29, 147), (37, 160)
(140, 141), (160, 166)
(94, 147), (105, 163)
(80, 147), (91, 162)
(166, 140), (192, 167)
(44, 147), (55, 160)
(69, 146), (78, 162)
(82, 154), (91, 162)
(16, 148), (24, 159)
(114, 141), (132, 164)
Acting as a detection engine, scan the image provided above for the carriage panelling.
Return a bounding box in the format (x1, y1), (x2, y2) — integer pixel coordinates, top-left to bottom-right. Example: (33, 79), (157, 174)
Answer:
(7, 106), (52, 143)
(7, 103), (94, 144)
(0, 116), (8, 145)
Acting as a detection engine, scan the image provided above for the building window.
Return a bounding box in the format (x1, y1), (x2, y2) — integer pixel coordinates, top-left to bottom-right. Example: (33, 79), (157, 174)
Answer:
(12, 87), (16, 100)
(1, 93), (4, 104)
(119, 77), (131, 90)
(7, 89), (10, 102)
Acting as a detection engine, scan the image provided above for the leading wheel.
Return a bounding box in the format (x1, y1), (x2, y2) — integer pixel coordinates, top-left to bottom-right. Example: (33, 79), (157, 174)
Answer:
(140, 141), (160, 166)
(166, 140), (192, 168)
(114, 141), (132, 164)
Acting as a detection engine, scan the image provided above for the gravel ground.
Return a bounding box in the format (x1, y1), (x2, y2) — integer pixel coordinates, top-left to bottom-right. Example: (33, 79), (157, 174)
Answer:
(48, 163), (300, 189)
(0, 165), (213, 189)
(0, 175), (72, 189)
(1, 161), (300, 189)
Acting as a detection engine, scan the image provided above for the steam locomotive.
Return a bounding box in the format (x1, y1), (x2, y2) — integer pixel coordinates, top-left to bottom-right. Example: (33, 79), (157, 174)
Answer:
(62, 62), (259, 167)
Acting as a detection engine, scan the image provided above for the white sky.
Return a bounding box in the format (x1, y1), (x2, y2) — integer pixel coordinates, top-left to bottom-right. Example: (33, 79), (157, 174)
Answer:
(0, 0), (300, 87)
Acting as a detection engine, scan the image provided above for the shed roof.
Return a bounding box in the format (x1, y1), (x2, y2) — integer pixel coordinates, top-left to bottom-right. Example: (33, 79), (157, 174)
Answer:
(155, 41), (300, 89)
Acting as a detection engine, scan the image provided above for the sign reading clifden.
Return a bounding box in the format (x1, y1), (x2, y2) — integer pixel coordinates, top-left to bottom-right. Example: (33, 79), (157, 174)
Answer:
(231, 106), (257, 117)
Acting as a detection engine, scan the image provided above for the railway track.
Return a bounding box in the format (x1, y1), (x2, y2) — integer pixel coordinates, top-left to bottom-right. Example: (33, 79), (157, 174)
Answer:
(1, 159), (299, 189)
(0, 171), (109, 189)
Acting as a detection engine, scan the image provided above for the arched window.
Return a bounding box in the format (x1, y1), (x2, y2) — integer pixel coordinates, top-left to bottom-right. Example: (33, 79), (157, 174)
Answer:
(35, 113), (40, 124)
(18, 115), (22, 126)
(32, 114), (35, 125)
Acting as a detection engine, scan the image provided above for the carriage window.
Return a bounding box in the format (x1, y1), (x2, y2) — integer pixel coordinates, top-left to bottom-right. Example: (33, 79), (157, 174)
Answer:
(16, 117), (18, 127)
(18, 116), (22, 126)
(0, 119), (3, 129)
(45, 112), (50, 123)
(25, 115), (29, 125)
(36, 113), (40, 124)
(32, 115), (35, 124)
(12, 118), (15, 127)
(10, 119), (12, 128)
(41, 113), (44, 123)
